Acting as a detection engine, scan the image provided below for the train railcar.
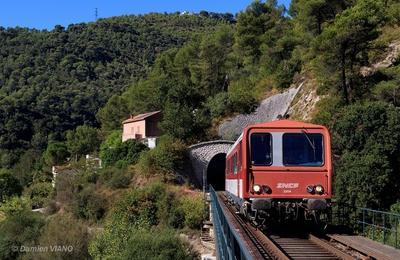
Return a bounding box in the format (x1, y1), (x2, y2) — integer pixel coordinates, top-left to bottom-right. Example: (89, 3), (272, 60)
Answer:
(225, 119), (332, 225)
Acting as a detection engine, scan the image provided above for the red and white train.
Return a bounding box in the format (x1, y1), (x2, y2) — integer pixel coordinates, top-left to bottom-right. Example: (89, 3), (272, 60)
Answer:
(225, 119), (332, 224)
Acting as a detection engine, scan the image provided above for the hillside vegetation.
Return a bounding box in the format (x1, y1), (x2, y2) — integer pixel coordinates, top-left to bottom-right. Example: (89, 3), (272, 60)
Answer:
(1, 0), (400, 259)
(101, 0), (400, 209)
(0, 13), (232, 168)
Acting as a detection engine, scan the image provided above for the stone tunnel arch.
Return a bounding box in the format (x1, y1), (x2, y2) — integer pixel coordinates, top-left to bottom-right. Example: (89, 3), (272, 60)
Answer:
(188, 140), (234, 191)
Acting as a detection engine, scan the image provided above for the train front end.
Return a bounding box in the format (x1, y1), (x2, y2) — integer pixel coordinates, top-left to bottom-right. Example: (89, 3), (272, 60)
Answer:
(241, 120), (332, 224)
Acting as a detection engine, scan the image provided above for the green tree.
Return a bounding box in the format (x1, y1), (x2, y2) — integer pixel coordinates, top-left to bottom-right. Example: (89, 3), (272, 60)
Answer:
(43, 142), (70, 166)
(290, 0), (348, 35)
(0, 13), (227, 168)
(97, 95), (130, 133)
(66, 125), (101, 160)
(313, 0), (386, 103)
(372, 65), (400, 107)
(236, 0), (286, 64)
(228, 78), (257, 113)
(332, 102), (400, 208)
(100, 138), (148, 167)
(137, 136), (186, 177)
(0, 169), (23, 202)
(0, 199), (45, 260)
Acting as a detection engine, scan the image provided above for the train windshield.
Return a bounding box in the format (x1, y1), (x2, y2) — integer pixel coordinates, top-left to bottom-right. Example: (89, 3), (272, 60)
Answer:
(283, 133), (323, 166)
(250, 133), (272, 166)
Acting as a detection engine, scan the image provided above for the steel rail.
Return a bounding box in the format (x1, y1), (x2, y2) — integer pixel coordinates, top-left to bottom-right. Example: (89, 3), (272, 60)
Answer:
(213, 187), (357, 260)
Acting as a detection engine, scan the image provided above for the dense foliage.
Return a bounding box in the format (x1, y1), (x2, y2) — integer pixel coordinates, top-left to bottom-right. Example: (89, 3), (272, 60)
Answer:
(331, 102), (400, 208)
(0, 13), (231, 167)
(1, 0), (400, 258)
(89, 182), (202, 259)
(0, 198), (45, 259)
(99, 132), (148, 167)
(0, 169), (22, 202)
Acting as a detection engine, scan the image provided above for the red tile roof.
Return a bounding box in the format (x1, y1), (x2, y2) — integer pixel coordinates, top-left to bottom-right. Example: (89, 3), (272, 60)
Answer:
(122, 110), (161, 124)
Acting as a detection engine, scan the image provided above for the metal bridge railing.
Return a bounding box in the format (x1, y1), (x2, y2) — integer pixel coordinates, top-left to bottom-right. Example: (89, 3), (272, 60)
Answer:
(331, 204), (400, 249)
(209, 186), (253, 260)
(358, 208), (400, 249)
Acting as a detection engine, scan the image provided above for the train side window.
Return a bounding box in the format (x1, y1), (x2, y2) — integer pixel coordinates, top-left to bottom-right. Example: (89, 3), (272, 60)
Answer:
(238, 146), (242, 171)
(250, 133), (272, 166)
(233, 154), (238, 174)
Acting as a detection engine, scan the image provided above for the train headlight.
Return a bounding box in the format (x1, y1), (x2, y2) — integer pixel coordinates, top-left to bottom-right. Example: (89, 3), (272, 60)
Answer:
(306, 185), (315, 194)
(262, 185), (272, 194)
(315, 185), (324, 195)
(253, 184), (261, 194)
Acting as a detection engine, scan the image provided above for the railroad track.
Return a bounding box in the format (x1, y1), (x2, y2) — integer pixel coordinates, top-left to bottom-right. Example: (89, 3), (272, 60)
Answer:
(267, 233), (353, 260)
(218, 192), (355, 260)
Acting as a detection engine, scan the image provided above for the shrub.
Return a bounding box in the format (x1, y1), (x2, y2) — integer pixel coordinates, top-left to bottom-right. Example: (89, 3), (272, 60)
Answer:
(71, 185), (107, 222)
(122, 228), (196, 260)
(372, 66), (400, 106)
(390, 201), (400, 214)
(25, 182), (53, 209)
(179, 194), (205, 229)
(100, 138), (148, 167)
(89, 182), (180, 258)
(137, 136), (186, 177)
(228, 78), (257, 113)
(99, 166), (132, 189)
(274, 57), (301, 89)
(0, 169), (23, 202)
(33, 213), (91, 260)
(54, 171), (75, 205)
(312, 96), (342, 126)
(0, 198), (45, 260)
(204, 92), (231, 118)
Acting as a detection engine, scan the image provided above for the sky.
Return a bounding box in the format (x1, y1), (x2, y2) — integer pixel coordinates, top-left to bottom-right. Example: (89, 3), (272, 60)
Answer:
(0, 0), (291, 30)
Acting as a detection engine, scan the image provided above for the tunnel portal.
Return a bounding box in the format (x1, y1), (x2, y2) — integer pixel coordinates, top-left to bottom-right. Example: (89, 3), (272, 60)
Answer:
(206, 153), (226, 191)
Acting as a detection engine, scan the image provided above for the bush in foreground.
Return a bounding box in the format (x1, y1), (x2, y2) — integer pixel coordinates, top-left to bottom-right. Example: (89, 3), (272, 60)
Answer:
(122, 228), (196, 260)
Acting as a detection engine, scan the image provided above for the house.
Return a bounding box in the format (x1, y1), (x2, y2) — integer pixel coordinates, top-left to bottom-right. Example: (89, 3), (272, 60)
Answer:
(122, 110), (162, 148)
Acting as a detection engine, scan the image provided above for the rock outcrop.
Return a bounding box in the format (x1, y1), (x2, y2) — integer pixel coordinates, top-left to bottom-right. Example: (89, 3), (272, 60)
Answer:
(218, 83), (303, 140)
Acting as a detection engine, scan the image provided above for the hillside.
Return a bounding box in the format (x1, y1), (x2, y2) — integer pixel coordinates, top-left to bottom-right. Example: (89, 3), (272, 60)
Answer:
(1, 1), (400, 259)
(98, 0), (400, 212)
(0, 13), (232, 167)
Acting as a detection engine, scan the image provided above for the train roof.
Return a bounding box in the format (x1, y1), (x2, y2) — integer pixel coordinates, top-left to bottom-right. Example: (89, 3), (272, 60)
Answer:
(244, 119), (327, 130)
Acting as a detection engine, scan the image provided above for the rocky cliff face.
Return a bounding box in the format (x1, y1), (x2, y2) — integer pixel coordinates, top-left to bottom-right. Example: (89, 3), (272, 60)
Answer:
(217, 75), (323, 140)
(218, 84), (302, 140)
(217, 40), (400, 140)
(287, 77), (321, 122)
(360, 41), (400, 77)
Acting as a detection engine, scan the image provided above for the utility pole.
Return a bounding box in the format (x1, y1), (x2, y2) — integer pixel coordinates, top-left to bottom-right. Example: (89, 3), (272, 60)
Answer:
(95, 8), (98, 21)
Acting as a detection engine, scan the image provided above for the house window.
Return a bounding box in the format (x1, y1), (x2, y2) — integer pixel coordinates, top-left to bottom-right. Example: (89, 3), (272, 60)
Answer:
(137, 126), (140, 134)
(131, 127), (135, 134)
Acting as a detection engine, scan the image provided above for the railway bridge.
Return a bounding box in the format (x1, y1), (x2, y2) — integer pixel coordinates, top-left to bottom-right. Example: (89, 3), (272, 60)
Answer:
(188, 141), (400, 259)
(208, 186), (400, 260)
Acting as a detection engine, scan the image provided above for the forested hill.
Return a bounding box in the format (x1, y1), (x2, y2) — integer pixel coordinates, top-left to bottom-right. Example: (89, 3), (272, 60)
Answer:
(0, 13), (232, 167)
